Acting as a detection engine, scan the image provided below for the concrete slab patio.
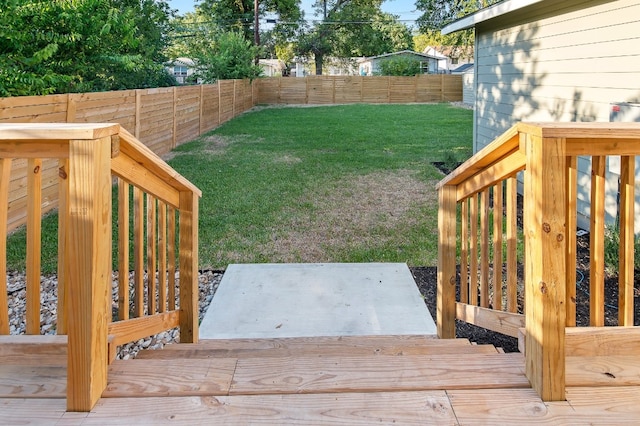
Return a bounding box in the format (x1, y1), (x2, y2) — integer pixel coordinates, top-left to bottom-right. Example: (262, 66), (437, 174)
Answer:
(200, 263), (436, 339)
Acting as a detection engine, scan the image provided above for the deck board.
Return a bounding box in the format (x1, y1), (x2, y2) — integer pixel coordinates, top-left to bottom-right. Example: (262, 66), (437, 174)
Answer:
(83, 391), (456, 425)
(566, 356), (640, 387)
(137, 336), (497, 360)
(104, 358), (237, 397)
(230, 353), (528, 395)
(0, 365), (66, 398)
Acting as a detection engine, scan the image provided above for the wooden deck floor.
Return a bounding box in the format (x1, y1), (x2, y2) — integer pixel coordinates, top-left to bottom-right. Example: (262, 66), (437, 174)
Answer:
(2, 335), (640, 424)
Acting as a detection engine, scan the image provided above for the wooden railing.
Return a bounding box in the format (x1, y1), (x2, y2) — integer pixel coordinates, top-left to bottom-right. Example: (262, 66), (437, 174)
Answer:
(437, 122), (640, 402)
(0, 123), (201, 411)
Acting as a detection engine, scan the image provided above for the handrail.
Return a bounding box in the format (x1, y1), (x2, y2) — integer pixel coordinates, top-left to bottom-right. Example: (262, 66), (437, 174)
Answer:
(437, 121), (640, 404)
(0, 123), (201, 412)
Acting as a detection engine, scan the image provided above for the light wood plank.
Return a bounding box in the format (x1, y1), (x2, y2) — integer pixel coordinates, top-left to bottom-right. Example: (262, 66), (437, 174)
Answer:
(590, 156), (606, 326)
(108, 310), (179, 347)
(618, 155), (635, 326)
(26, 158), (42, 335)
(85, 391), (456, 425)
(437, 185), (457, 338)
(565, 156), (577, 327)
(138, 336), (497, 359)
(66, 137), (112, 411)
(469, 193), (478, 306)
(565, 386), (640, 418)
(0, 123), (120, 140)
(146, 194), (157, 315)
(0, 365), (66, 398)
(523, 134), (566, 401)
(57, 158), (69, 335)
(104, 358), (236, 397)
(0, 158), (11, 334)
(566, 326), (640, 357)
(0, 140), (69, 158)
(448, 388), (581, 425)
(456, 150), (525, 201)
(158, 202), (167, 312)
(460, 198), (469, 304)
(167, 206), (176, 311)
(480, 190), (489, 308)
(456, 302), (525, 338)
(178, 191), (199, 344)
(230, 353), (528, 395)
(493, 183), (503, 311)
(117, 179), (130, 321)
(133, 186), (144, 317)
(566, 356), (640, 387)
(0, 398), (67, 424)
(0, 335), (67, 365)
(506, 176), (518, 313)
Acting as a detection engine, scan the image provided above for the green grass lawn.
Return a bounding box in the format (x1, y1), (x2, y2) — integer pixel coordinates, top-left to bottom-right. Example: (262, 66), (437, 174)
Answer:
(7, 103), (472, 273)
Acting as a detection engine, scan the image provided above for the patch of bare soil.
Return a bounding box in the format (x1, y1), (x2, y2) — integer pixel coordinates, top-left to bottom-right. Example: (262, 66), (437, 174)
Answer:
(263, 170), (437, 262)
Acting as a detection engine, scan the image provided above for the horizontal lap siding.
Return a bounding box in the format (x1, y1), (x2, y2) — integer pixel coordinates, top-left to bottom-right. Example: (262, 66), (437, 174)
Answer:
(475, 0), (640, 231)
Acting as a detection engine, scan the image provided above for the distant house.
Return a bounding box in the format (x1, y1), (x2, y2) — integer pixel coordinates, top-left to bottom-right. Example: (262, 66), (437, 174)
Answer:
(166, 58), (197, 84)
(423, 46), (473, 73)
(358, 50), (440, 76)
(451, 64), (475, 106)
(292, 57), (362, 77)
(443, 0), (640, 231)
(259, 59), (286, 77)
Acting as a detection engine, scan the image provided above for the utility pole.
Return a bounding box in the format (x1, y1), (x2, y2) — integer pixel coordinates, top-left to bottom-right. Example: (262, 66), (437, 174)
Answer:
(254, 0), (260, 65)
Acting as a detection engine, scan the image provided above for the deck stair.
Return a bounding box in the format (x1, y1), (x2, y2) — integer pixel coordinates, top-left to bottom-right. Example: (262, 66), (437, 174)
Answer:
(5, 335), (640, 423)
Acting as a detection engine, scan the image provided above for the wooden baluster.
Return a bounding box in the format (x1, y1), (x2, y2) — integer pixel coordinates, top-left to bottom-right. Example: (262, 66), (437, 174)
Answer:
(57, 159), (69, 335)
(26, 158), (42, 335)
(0, 158), (11, 334)
(437, 185), (457, 338)
(158, 202), (167, 313)
(168, 206), (176, 311)
(118, 179), (130, 320)
(147, 194), (157, 314)
(480, 190), (489, 308)
(618, 155), (635, 326)
(469, 193), (478, 306)
(493, 183), (503, 311)
(590, 156), (606, 326)
(506, 176), (518, 313)
(460, 198), (469, 304)
(566, 156), (577, 326)
(133, 186), (144, 317)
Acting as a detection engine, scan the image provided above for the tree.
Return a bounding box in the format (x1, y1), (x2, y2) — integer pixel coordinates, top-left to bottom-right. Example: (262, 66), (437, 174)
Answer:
(377, 56), (422, 76)
(190, 31), (263, 82)
(414, 0), (503, 54)
(0, 0), (176, 96)
(196, 0), (302, 47)
(297, 0), (413, 75)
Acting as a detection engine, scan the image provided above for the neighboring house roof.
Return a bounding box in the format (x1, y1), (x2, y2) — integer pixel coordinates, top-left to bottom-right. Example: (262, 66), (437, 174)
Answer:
(442, 0), (547, 34)
(168, 57), (196, 67)
(451, 63), (474, 73)
(359, 50), (439, 62)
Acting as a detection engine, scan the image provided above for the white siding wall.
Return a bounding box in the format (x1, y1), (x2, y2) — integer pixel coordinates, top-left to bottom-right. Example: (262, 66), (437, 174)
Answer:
(474, 0), (640, 231)
(462, 71), (475, 106)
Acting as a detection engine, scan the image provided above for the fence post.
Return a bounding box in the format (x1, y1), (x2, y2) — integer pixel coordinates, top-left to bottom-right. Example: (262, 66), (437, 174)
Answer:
(178, 190), (199, 344)
(66, 135), (112, 411)
(135, 90), (141, 139)
(523, 132), (566, 401)
(172, 87), (178, 149)
(437, 184), (457, 338)
(199, 84), (204, 136)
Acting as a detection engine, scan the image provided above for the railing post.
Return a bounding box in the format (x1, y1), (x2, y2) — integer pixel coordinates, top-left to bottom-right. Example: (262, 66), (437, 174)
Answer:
(522, 132), (566, 401)
(66, 136), (112, 411)
(437, 184), (457, 338)
(179, 191), (199, 343)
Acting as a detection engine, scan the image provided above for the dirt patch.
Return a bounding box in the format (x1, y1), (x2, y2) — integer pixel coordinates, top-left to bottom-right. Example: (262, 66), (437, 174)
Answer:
(263, 170), (437, 262)
(273, 154), (302, 165)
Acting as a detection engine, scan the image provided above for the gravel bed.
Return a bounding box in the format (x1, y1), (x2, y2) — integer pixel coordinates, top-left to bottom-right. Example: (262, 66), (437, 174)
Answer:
(6, 270), (223, 359)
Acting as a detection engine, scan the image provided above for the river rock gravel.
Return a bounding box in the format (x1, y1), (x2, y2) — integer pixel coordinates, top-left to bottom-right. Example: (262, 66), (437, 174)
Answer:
(6, 270), (223, 359)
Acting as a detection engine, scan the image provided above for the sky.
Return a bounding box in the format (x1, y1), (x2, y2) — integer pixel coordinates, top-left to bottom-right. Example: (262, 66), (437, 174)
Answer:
(166, 0), (423, 29)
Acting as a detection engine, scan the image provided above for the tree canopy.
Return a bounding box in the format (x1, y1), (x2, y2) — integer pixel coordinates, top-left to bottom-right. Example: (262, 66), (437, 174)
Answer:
(0, 0), (177, 96)
(296, 0), (413, 75)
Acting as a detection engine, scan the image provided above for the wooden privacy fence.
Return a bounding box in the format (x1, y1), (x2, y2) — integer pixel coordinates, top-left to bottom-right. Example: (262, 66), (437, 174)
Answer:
(0, 123), (201, 411)
(0, 80), (254, 233)
(436, 122), (640, 402)
(257, 75), (463, 105)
